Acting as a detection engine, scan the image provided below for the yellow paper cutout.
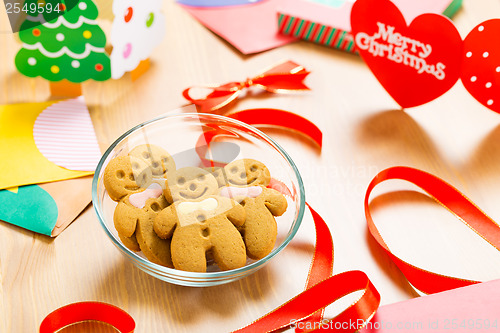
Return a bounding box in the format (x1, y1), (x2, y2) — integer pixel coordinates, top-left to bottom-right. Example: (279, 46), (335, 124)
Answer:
(0, 101), (92, 190)
(5, 187), (19, 194)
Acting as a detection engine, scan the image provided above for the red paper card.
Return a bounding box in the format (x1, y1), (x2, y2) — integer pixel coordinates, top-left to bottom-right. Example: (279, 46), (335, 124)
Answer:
(462, 20), (500, 114)
(351, 0), (463, 108)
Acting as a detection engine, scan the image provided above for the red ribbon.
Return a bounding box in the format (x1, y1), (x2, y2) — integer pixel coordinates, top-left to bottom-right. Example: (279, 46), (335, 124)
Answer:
(39, 302), (135, 333)
(227, 109), (323, 148)
(196, 120), (380, 332)
(183, 60), (310, 112)
(365, 166), (500, 294)
(232, 204), (380, 333)
(196, 108), (322, 168)
(41, 168), (500, 331)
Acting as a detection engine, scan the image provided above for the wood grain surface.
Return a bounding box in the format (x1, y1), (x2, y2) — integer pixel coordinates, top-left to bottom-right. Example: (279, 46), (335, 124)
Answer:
(2, 1), (500, 332)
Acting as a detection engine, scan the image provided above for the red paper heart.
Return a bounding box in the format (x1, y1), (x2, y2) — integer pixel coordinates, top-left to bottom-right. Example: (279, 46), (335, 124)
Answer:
(351, 0), (463, 108)
(462, 20), (500, 114)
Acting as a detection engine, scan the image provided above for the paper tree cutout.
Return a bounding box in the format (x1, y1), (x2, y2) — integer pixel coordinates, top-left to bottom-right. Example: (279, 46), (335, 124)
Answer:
(15, 0), (111, 83)
(110, 0), (165, 79)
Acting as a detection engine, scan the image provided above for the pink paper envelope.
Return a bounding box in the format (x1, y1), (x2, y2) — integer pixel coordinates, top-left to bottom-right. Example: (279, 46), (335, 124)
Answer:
(179, 0), (297, 54)
(360, 279), (500, 332)
(281, 0), (459, 32)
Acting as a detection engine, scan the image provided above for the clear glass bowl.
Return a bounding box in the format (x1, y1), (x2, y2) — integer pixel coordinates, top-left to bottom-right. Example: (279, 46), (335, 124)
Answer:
(92, 113), (305, 287)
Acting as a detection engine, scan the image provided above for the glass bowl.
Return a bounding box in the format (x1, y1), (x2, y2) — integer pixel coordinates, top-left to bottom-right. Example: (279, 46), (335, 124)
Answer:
(92, 113), (305, 287)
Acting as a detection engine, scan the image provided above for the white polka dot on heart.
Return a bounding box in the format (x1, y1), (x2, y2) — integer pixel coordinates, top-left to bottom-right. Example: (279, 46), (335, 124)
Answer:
(471, 76), (477, 82)
(487, 100), (494, 106)
(486, 82), (492, 88)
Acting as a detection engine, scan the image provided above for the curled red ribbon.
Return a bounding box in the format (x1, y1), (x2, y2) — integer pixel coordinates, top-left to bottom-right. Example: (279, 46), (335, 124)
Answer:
(227, 108), (323, 148)
(39, 302), (135, 333)
(195, 108), (322, 167)
(232, 204), (380, 333)
(183, 60), (310, 112)
(365, 166), (500, 294)
(197, 121), (380, 332)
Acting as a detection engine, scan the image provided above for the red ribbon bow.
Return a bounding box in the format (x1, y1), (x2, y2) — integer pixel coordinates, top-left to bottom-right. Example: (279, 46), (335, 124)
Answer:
(183, 60), (310, 112)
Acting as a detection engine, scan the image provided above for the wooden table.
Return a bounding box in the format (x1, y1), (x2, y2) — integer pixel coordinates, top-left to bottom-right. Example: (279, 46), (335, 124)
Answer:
(2, 0), (500, 332)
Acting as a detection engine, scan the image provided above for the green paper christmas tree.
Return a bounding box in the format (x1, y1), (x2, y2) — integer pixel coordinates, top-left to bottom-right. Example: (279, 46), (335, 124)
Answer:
(15, 0), (111, 83)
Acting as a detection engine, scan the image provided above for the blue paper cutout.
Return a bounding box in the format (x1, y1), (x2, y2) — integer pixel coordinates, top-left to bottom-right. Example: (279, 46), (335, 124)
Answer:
(0, 185), (58, 236)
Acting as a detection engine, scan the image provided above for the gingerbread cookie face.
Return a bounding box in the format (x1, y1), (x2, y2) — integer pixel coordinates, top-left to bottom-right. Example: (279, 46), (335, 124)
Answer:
(165, 167), (218, 203)
(220, 186), (287, 260)
(154, 196), (246, 272)
(129, 144), (176, 176)
(104, 156), (153, 201)
(223, 159), (271, 187)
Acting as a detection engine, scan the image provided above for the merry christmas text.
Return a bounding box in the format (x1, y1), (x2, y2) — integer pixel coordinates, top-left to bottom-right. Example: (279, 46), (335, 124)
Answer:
(355, 22), (446, 80)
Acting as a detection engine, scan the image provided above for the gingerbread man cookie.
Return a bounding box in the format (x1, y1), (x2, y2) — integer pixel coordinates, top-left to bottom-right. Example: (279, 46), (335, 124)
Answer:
(135, 205), (174, 268)
(129, 144), (176, 177)
(222, 159), (271, 188)
(220, 159), (287, 260)
(154, 196), (246, 272)
(113, 184), (173, 267)
(103, 155), (153, 201)
(105, 144), (177, 267)
(164, 167), (219, 203)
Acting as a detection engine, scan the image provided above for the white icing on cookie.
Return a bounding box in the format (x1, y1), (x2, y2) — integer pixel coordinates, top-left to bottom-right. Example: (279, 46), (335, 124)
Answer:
(177, 198), (218, 215)
(219, 186), (263, 199)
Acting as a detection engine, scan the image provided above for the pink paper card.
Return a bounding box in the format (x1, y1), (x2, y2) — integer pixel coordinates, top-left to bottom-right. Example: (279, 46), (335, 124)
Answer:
(178, 0), (297, 54)
(359, 279), (500, 332)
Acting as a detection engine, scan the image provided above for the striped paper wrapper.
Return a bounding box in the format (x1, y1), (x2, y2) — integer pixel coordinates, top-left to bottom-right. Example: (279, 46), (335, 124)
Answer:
(277, 0), (463, 54)
(278, 13), (357, 53)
